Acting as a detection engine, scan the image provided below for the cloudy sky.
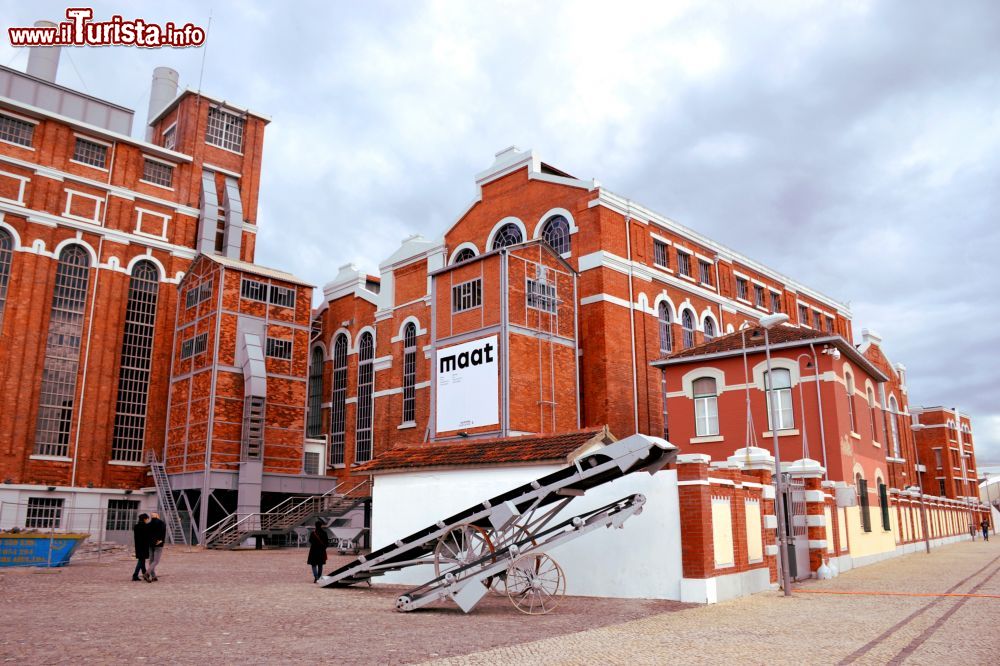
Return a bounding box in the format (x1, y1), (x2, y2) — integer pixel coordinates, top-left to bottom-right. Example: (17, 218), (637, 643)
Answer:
(3, 1), (998, 463)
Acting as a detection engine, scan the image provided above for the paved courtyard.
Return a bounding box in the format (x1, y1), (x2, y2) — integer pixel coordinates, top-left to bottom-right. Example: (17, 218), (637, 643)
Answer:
(0, 539), (997, 664)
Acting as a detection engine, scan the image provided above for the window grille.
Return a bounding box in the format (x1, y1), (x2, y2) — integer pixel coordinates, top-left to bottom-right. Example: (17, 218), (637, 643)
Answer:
(402, 323), (417, 423)
(704, 318), (716, 342)
(205, 106), (245, 153)
(266, 337), (292, 360)
(269, 285), (296, 308)
(105, 499), (139, 531)
(35, 245), (90, 456)
(241, 278), (268, 302)
(681, 310), (696, 349)
(845, 372), (856, 433)
(698, 260), (712, 285)
(111, 261), (159, 462)
(180, 338), (194, 359)
(142, 159), (173, 187)
(541, 215), (570, 255)
(304, 451), (321, 476)
(355, 332), (375, 463)
(526, 278), (557, 313)
(693, 377), (719, 436)
(754, 285), (765, 308)
(185, 279), (212, 309)
(657, 302), (672, 354)
(0, 113), (34, 147)
(736, 277), (748, 301)
(193, 333), (208, 356)
(329, 334), (348, 466)
(26, 498), (63, 529)
(307, 347), (324, 438)
(0, 229), (12, 332)
(677, 252), (691, 277)
(451, 279), (481, 313)
(878, 482), (890, 531)
(73, 137), (108, 169)
(798, 304), (809, 325)
(452, 248), (476, 264)
(765, 368), (794, 430)
(491, 223), (523, 249)
(770, 291), (781, 313)
(162, 126), (176, 151)
(653, 240), (669, 268)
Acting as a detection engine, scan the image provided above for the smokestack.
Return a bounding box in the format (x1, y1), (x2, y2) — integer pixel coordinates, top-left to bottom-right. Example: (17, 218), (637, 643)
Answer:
(146, 66), (179, 141)
(25, 21), (61, 82)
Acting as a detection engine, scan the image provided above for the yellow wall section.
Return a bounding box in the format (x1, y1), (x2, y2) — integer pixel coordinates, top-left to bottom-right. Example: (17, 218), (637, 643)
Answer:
(838, 507), (848, 552)
(745, 499), (763, 563)
(844, 505), (896, 559)
(712, 497), (734, 568)
(824, 506), (834, 553)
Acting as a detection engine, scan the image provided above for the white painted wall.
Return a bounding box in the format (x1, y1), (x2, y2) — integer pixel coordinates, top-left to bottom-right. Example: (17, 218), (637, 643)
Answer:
(0, 487), (156, 543)
(371, 465), (683, 600)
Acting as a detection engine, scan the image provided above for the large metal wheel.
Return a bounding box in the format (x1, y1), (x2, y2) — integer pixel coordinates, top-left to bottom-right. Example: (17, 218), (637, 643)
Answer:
(489, 525), (536, 595)
(505, 552), (565, 615)
(433, 523), (495, 577)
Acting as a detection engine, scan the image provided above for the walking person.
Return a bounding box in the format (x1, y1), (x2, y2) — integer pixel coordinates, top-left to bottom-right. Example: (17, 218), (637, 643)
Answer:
(982, 518), (990, 542)
(307, 519), (329, 583)
(147, 512), (166, 581)
(132, 513), (152, 582)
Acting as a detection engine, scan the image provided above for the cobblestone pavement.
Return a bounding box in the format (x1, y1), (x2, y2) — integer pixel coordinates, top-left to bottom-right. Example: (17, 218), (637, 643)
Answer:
(0, 547), (685, 664)
(433, 539), (1000, 665)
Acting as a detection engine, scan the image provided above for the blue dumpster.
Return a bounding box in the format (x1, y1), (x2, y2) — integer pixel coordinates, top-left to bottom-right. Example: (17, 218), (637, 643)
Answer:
(0, 533), (89, 568)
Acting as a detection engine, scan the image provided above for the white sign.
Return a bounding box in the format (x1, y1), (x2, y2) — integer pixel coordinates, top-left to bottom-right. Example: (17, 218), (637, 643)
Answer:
(435, 335), (499, 433)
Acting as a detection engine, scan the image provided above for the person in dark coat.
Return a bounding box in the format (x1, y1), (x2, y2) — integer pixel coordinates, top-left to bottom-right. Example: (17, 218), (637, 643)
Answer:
(307, 519), (329, 582)
(982, 518), (991, 542)
(147, 512), (167, 581)
(132, 513), (152, 582)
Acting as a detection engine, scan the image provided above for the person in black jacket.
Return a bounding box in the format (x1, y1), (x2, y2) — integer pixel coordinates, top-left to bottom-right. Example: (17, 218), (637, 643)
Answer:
(132, 513), (152, 582)
(147, 512), (167, 581)
(307, 519), (329, 582)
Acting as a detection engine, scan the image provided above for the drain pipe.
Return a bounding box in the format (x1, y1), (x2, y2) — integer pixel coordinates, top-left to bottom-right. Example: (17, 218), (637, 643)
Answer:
(809, 343), (829, 480)
(623, 204), (639, 434)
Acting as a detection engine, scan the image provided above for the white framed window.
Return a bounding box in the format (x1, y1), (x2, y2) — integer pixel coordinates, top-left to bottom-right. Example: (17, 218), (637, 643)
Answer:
(698, 259), (713, 285)
(693, 377), (719, 436)
(307, 347), (324, 438)
(888, 396), (900, 457)
(141, 158), (174, 188)
(526, 278), (557, 313)
(677, 252), (691, 277)
(354, 332), (375, 463)
(402, 323), (417, 423)
(681, 310), (696, 349)
(765, 368), (794, 430)
(657, 302), (672, 354)
(754, 284), (766, 308)
(540, 215), (570, 255)
(845, 371), (856, 433)
(452, 278), (482, 313)
(269, 285), (296, 308)
(265, 337), (292, 360)
(304, 451), (321, 476)
(704, 318), (716, 342)
(491, 222), (523, 249)
(26, 497), (63, 529)
(206, 106), (245, 153)
(798, 304), (809, 326)
(452, 247), (476, 264)
(72, 137), (108, 169)
(329, 334), (348, 466)
(736, 277), (748, 301)
(653, 240), (669, 269)
(240, 278), (268, 302)
(105, 499), (139, 531)
(770, 291), (781, 313)
(162, 125), (176, 151)
(0, 113), (35, 147)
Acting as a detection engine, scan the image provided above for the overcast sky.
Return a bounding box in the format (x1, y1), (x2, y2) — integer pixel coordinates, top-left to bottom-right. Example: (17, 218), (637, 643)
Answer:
(3, 1), (998, 463)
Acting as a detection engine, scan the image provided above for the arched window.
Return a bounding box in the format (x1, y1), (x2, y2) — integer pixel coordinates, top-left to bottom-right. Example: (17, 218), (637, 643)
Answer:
(306, 347), (324, 438)
(764, 368), (794, 431)
(693, 377), (719, 436)
(0, 228), (12, 333)
(402, 323), (417, 423)
(657, 302), (672, 354)
(329, 334), (348, 466)
(111, 260), (160, 462)
(867, 387), (878, 441)
(491, 222), (523, 249)
(888, 396), (900, 457)
(845, 371), (856, 433)
(703, 318), (716, 342)
(355, 332), (375, 463)
(681, 310), (695, 349)
(35, 245), (91, 456)
(540, 215), (570, 255)
(452, 247), (476, 264)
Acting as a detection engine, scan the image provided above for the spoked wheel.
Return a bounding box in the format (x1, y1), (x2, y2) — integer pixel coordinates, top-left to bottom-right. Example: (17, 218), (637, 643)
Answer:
(433, 523), (495, 578)
(489, 526), (536, 596)
(505, 552), (565, 615)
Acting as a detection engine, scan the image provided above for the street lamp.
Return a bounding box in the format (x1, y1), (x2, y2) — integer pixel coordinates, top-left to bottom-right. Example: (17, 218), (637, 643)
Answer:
(759, 312), (794, 596)
(909, 423), (932, 554)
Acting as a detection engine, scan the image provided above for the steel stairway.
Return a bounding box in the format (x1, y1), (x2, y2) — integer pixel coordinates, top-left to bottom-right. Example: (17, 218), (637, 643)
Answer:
(147, 452), (188, 545)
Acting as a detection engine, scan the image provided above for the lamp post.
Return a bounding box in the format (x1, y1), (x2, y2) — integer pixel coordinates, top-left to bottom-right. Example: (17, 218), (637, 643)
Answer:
(760, 313), (793, 597)
(909, 422), (932, 554)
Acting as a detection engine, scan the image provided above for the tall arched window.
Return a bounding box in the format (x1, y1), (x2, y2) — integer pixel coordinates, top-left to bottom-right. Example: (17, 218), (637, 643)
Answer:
(703, 318), (716, 342)
(111, 260), (160, 462)
(540, 215), (570, 255)
(764, 368), (794, 431)
(693, 377), (719, 436)
(856, 472), (872, 532)
(845, 371), (856, 433)
(888, 396), (900, 457)
(681, 310), (696, 349)
(355, 332), (375, 463)
(402, 323), (417, 423)
(329, 334), (348, 466)
(491, 222), (523, 249)
(657, 302), (672, 354)
(0, 228), (13, 333)
(867, 387), (878, 441)
(35, 245), (91, 456)
(306, 347), (324, 438)
(452, 248), (476, 264)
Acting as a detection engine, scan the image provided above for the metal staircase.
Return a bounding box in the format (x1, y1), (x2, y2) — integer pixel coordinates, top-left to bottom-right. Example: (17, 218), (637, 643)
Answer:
(204, 480), (370, 549)
(147, 451), (188, 545)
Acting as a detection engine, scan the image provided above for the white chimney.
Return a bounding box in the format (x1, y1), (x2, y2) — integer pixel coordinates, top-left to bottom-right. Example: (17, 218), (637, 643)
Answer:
(25, 21), (60, 83)
(146, 66), (179, 141)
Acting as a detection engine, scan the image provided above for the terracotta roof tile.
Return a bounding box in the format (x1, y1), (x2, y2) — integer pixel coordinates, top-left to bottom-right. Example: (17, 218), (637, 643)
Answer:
(662, 325), (830, 361)
(355, 427), (609, 474)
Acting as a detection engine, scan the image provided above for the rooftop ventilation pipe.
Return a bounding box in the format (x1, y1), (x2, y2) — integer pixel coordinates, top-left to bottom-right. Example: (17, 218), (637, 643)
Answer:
(25, 21), (60, 82)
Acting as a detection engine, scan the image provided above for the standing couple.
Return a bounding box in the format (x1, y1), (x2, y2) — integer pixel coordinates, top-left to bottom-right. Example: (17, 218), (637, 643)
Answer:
(132, 512), (167, 582)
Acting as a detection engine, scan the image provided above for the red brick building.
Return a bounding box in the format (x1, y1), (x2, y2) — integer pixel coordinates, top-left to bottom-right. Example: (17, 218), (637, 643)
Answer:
(911, 406), (979, 502)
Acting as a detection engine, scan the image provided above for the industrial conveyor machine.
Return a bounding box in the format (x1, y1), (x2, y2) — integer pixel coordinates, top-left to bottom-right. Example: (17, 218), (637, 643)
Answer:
(316, 433), (677, 614)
